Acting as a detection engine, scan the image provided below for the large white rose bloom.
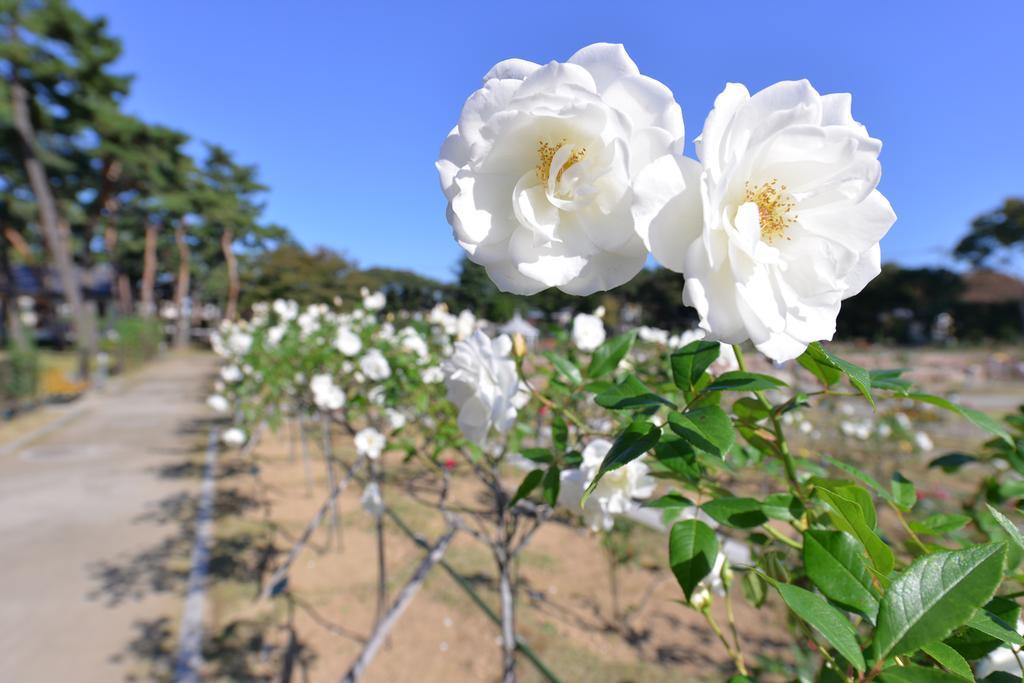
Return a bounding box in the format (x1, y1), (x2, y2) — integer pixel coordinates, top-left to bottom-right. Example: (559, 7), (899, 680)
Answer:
(437, 43), (684, 295)
(359, 349), (392, 381)
(571, 311), (606, 352)
(310, 373), (346, 411)
(441, 330), (519, 444)
(634, 80), (896, 361)
(558, 438), (656, 531)
(354, 427), (386, 459)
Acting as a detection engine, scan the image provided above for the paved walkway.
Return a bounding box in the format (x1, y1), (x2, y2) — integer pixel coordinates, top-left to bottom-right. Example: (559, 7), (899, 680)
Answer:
(0, 351), (218, 682)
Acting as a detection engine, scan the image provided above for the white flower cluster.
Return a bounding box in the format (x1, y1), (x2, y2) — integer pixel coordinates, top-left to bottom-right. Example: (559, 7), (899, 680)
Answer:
(439, 43), (895, 362)
(557, 439), (656, 531)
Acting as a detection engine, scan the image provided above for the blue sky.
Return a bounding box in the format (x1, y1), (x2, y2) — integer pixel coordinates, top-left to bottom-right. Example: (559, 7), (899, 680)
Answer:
(76, 0), (1024, 282)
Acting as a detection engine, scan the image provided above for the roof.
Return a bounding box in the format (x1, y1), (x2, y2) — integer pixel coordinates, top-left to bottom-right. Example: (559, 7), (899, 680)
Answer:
(960, 269), (1024, 304)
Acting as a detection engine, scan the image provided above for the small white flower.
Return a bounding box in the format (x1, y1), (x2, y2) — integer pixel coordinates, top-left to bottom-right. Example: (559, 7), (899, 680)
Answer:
(273, 298), (299, 321)
(441, 330), (519, 444)
(399, 327), (430, 360)
(634, 80), (895, 361)
(359, 349), (392, 381)
(422, 366), (444, 384)
(385, 409), (407, 431)
(207, 395), (230, 413)
(914, 431), (934, 452)
(361, 288), (386, 311)
(335, 327), (362, 356)
(222, 428), (246, 447)
(220, 365), (243, 383)
(455, 310), (477, 340)
(572, 312), (606, 352)
(354, 427), (386, 459)
(558, 438), (656, 531)
(266, 324), (286, 347)
(310, 374), (346, 411)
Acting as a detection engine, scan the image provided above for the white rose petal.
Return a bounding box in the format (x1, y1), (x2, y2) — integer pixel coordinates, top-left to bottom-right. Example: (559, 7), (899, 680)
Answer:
(441, 330), (519, 444)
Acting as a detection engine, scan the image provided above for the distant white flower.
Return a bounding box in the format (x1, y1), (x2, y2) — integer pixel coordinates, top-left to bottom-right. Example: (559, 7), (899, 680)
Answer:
(335, 327), (362, 356)
(637, 326), (669, 346)
(441, 330), (519, 444)
(359, 349), (392, 381)
(266, 324), (286, 347)
(361, 481), (385, 516)
(220, 365), (243, 383)
(914, 431), (934, 452)
(228, 331), (252, 356)
(422, 366), (444, 384)
(455, 310), (477, 340)
(558, 438), (656, 531)
(437, 43), (684, 295)
(368, 385), (386, 406)
(207, 395), (230, 413)
(354, 427), (386, 459)
(222, 428), (246, 447)
(572, 312), (606, 352)
(634, 80), (895, 362)
(798, 421), (813, 435)
(361, 287), (386, 311)
(399, 327), (430, 360)
(385, 409), (407, 431)
(310, 373), (346, 411)
(895, 412), (912, 431)
(273, 298), (299, 321)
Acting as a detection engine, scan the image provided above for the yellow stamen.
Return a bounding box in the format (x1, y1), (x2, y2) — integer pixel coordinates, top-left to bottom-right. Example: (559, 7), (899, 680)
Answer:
(537, 139), (586, 185)
(744, 179), (797, 243)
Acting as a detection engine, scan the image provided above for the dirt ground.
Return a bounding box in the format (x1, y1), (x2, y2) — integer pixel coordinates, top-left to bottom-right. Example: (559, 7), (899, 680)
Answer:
(0, 350), (219, 682)
(204, 423), (794, 683)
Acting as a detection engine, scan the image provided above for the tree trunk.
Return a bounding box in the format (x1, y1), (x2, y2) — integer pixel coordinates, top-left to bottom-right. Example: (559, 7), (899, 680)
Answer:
(140, 221), (158, 318)
(221, 229), (239, 320)
(0, 233), (27, 350)
(173, 222), (191, 347)
(8, 63), (89, 378)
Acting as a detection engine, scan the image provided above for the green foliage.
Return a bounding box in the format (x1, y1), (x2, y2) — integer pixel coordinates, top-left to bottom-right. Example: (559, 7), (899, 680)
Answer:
(668, 519), (718, 601)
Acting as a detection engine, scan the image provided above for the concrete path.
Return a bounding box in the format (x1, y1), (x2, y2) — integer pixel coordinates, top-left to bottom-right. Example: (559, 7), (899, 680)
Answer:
(0, 351), (218, 682)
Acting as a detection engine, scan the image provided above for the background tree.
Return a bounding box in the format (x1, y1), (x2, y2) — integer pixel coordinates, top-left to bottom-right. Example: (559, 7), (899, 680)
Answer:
(954, 198), (1024, 269)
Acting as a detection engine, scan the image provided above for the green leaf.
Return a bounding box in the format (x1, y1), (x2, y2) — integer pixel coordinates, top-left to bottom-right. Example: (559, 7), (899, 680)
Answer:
(964, 609), (1024, 646)
(733, 397), (771, 423)
(907, 393), (1012, 445)
(878, 665), (972, 683)
(797, 344), (843, 387)
(670, 341), (720, 394)
(821, 453), (897, 508)
(870, 368), (914, 394)
(817, 488), (894, 576)
(594, 374), (675, 410)
(519, 448), (553, 464)
(928, 453), (978, 473)
(581, 420), (661, 504)
(910, 513), (972, 536)
(769, 580), (866, 673)
(920, 641), (973, 680)
(892, 472), (917, 512)
(985, 504), (1024, 554)
(545, 352), (582, 385)
(644, 491), (694, 524)
(586, 330), (637, 378)
(510, 470), (543, 505)
(872, 543), (1008, 661)
(761, 493), (805, 522)
(801, 342), (875, 407)
(669, 406), (735, 457)
(706, 371), (787, 393)
(945, 596), (1021, 659)
(804, 530), (880, 622)
(669, 519), (718, 601)
(702, 497), (768, 529)
(552, 415), (568, 452)
(541, 466), (560, 507)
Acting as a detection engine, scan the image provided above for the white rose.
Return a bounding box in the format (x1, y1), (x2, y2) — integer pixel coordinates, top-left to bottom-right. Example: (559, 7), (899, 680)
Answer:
(437, 43), (684, 295)
(634, 80), (896, 362)
(273, 298), (299, 322)
(207, 395), (230, 413)
(399, 327), (429, 360)
(335, 327), (362, 356)
(361, 288), (386, 311)
(441, 330), (519, 444)
(455, 310), (476, 340)
(558, 438), (656, 531)
(422, 366), (444, 384)
(266, 324), (286, 347)
(354, 427), (386, 459)
(310, 373), (346, 411)
(220, 364), (242, 383)
(571, 312), (606, 352)
(222, 427), (246, 447)
(385, 408), (407, 431)
(359, 349), (392, 381)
